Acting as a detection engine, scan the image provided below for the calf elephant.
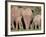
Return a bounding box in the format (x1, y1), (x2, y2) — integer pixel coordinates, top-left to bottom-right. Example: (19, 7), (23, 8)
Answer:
(32, 15), (41, 29)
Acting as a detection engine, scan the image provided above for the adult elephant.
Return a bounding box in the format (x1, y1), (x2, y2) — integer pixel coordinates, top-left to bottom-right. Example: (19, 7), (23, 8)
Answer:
(11, 6), (22, 31)
(21, 8), (33, 30)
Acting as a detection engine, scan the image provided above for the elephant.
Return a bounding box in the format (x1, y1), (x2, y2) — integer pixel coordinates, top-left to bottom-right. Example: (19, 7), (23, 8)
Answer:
(11, 6), (22, 31)
(21, 8), (33, 30)
(32, 15), (41, 29)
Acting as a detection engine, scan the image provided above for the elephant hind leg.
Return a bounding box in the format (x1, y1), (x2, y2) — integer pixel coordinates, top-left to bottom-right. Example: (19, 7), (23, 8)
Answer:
(18, 23), (19, 30)
(38, 25), (41, 30)
(14, 21), (16, 28)
(15, 21), (19, 31)
(11, 21), (15, 30)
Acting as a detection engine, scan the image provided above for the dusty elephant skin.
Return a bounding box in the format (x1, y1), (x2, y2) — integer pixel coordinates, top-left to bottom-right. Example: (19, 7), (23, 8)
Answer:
(32, 15), (41, 30)
(21, 8), (33, 30)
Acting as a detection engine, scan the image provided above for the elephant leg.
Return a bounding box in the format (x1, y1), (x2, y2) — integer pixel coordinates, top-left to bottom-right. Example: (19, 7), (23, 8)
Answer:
(38, 25), (41, 30)
(15, 17), (21, 31)
(16, 21), (19, 31)
(18, 17), (21, 29)
(34, 23), (37, 30)
(30, 25), (33, 30)
(24, 19), (29, 30)
(11, 17), (15, 30)
(11, 22), (15, 29)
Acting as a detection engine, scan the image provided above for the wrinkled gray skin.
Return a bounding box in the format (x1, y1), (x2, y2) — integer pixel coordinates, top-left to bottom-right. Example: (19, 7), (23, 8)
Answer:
(21, 8), (33, 30)
(32, 15), (41, 29)
(11, 6), (22, 31)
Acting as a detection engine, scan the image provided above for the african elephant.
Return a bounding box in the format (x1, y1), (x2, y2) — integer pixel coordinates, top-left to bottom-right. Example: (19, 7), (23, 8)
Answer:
(21, 8), (33, 30)
(32, 15), (41, 29)
(11, 6), (22, 31)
